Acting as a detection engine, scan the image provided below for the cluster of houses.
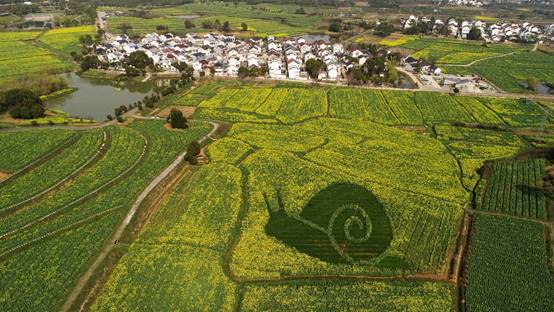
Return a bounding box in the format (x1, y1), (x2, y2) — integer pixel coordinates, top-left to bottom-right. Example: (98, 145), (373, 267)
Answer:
(280, 38), (344, 80)
(402, 15), (554, 43)
(94, 32), (358, 81)
(442, 0), (485, 7)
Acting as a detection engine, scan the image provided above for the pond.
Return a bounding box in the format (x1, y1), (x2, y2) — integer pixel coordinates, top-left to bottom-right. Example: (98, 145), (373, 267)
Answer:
(47, 73), (158, 121)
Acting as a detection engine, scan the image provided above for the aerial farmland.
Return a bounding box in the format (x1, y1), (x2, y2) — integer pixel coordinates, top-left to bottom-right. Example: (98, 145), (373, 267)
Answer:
(0, 0), (553, 311)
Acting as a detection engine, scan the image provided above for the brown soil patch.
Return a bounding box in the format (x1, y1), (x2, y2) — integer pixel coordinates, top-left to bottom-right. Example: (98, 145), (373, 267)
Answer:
(157, 106), (197, 119)
(0, 171), (10, 181)
(163, 123), (190, 131)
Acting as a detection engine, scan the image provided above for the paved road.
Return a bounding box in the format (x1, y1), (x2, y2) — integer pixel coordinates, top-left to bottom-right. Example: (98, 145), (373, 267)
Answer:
(60, 121), (220, 312)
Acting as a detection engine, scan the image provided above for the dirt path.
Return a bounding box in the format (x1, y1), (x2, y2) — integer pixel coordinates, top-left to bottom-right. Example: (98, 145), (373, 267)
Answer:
(141, 73), (151, 83)
(446, 51), (517, 67)
(60, 121), (221, 312)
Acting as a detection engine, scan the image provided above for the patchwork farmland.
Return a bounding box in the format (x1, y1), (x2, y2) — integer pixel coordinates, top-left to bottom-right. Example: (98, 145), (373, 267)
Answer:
(1, 79), (553, 311)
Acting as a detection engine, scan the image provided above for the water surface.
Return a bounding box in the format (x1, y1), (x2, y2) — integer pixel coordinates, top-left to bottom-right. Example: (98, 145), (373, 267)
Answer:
(47, 73), (157, 121)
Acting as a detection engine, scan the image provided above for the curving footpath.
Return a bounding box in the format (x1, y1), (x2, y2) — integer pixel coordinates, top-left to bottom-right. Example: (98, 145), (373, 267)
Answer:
(61, 121), (221, 312)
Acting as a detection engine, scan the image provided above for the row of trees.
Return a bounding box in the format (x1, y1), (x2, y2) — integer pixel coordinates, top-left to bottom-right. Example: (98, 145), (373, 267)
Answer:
(402, 17), (481, 40)
(238, 65), (268, 78)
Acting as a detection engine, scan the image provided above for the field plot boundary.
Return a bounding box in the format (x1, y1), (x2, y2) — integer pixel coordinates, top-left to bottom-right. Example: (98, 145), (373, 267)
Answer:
(0, 206), (120, 262)
(0, 130), (109, 215)
(0, 132), (80, 185)
(0, 131), (148, 242)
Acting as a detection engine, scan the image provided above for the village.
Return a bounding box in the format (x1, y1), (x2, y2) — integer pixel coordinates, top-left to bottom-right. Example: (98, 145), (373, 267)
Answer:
(402, 15), (554, 42)
(96, 33), (351, 81)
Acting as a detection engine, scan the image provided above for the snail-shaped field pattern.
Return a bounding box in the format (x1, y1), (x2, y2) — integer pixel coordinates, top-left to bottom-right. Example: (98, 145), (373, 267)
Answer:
(265, 183), (393, 264)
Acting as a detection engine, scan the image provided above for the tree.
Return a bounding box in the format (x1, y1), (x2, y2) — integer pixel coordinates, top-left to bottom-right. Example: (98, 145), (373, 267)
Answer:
(168, 109), (188, 129)
(202, 21), (214, 29)
(305, 59), (324, 80)
(386, 62), (400, 84)
(124, 64), (141, 77)
(3, 89), (44, 119)
(2, 89), (40, 112)
(184, 141), (201, 163)
(156, 25), (168, 32)
(79, 34), (94, 46)
(241, 22), (248, 31)
(184, 20), (195, 29)
(374, 22), (394, 37)
(80, 55), (99, 71)
(118, 23), (133, 35)
(128, 51), (153, 71)
(368, 0), (399, 8)
(295, 8), (306, 14)
(328, 19), (342, 32)
(222, 21), (232, 33)
(9, 102), (44, 119)
(238, 66), (250, 78)
(467, 27), (482, 40)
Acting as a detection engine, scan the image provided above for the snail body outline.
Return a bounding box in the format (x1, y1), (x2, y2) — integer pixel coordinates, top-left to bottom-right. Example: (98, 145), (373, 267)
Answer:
(264, 182), (393, 264)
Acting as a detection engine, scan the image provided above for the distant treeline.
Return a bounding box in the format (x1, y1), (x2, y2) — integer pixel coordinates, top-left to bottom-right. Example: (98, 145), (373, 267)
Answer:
(226, 0), (355, 7)
(94, 0), (194, 7)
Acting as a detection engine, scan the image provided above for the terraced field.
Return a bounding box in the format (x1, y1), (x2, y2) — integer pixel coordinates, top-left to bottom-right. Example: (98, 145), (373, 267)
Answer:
(0, 120), (211, 311)
(0, 129), (74, 173)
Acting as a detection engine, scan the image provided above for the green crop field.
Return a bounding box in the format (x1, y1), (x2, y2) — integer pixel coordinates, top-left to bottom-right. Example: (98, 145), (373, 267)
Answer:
(1, 79), (553, 310)
(402, 37), (554, 93)
(38, 25), (95, 54)
(0, 26), (92, 83)
(480, 159), (547, 219)
(241, 281), (454, 311)
(190, 83), (550, 128)
(0, 129), (74, 173)
(0, 32), (72, 83)
(0, 120), (211, 311)
(107, 2), (323, 37)
(465, 215), (554, 311)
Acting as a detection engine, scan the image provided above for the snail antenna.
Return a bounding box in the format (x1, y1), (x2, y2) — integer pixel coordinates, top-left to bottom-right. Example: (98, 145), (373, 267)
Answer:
(275, 187), (285, 212)
(263, 187), (287, 216)
(262, 192), (273, 213)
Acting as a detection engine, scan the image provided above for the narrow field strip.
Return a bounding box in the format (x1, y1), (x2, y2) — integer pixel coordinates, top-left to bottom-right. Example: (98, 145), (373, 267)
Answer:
(0, 207), (120, 262)
(0, 129), (148, 241)
(0, 129), (75, 174)
(0, 133), (80, 185)
(0, 130), (107, 214)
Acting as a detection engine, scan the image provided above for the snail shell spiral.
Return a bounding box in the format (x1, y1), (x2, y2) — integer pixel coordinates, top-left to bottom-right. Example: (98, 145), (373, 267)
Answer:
(265, 183), (393, 264)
